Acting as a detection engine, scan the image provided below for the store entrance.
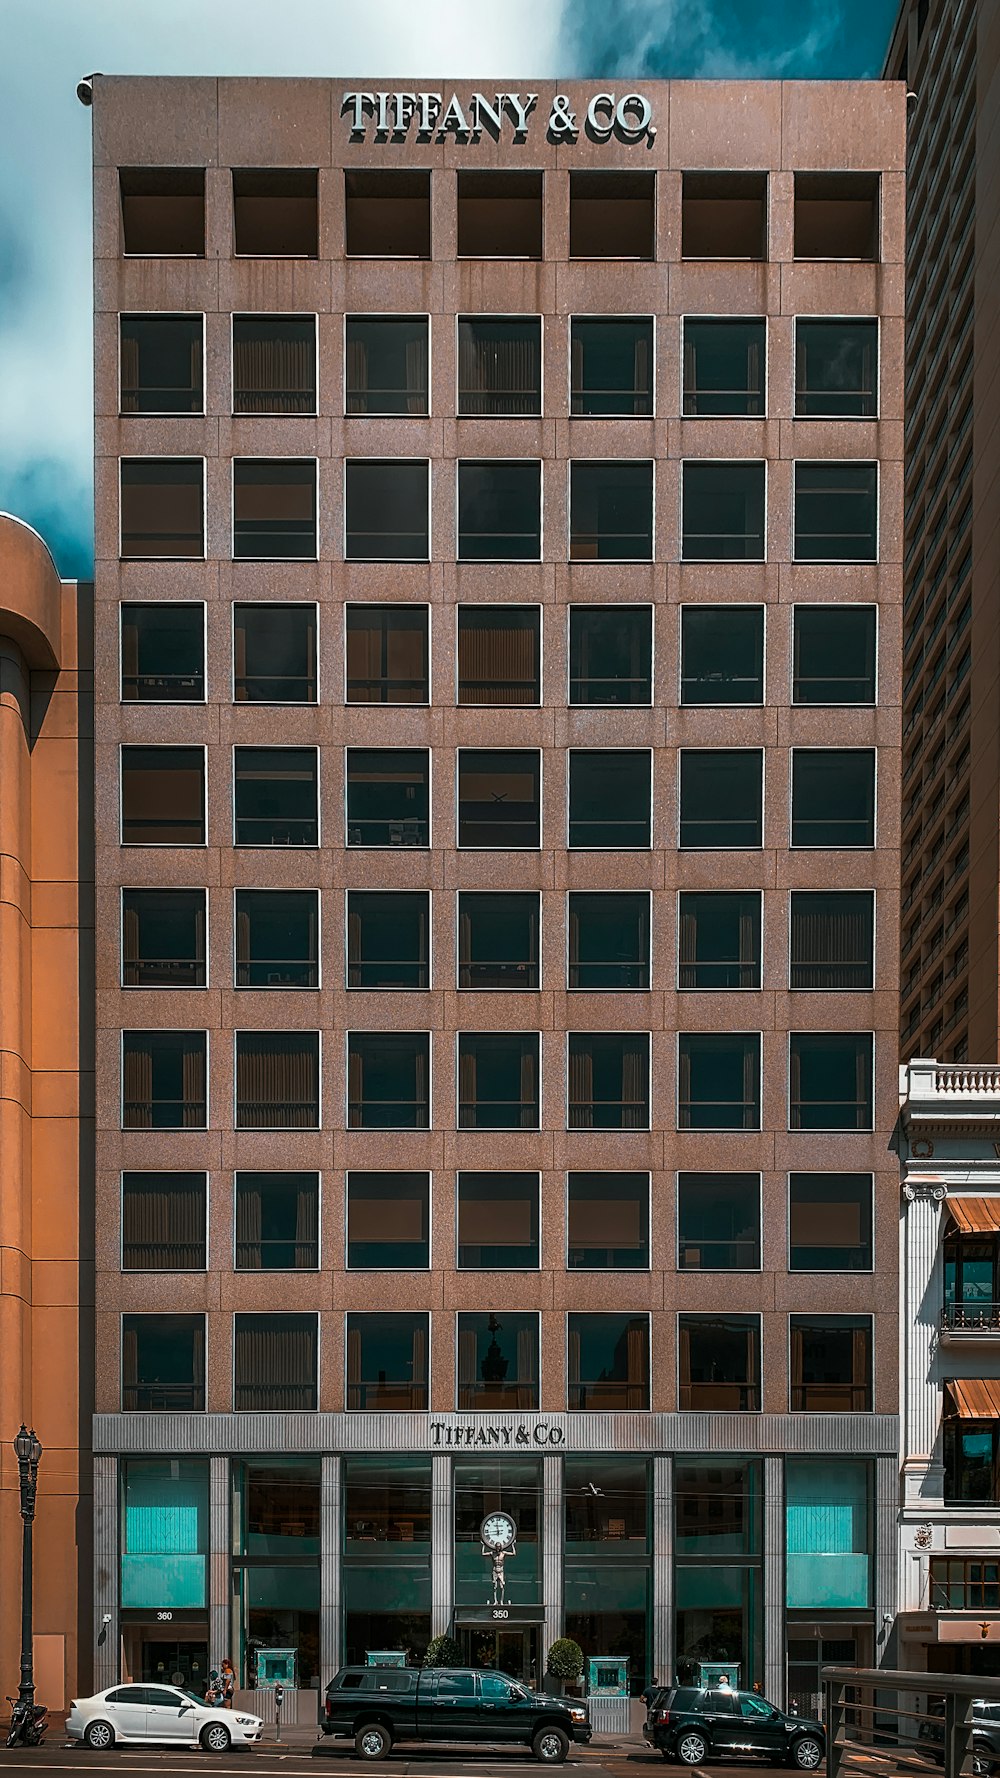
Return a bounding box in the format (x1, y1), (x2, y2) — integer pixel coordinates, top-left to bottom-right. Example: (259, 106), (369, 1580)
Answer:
(139, 1639), (209, 1691)
(460, 1626), (540, 1687)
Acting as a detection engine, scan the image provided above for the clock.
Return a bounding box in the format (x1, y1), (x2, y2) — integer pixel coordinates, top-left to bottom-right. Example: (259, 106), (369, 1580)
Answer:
(480, 1511), (517, 1551)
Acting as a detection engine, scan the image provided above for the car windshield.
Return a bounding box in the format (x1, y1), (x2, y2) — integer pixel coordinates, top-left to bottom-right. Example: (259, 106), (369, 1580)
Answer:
(182, 1690), (205, 1705)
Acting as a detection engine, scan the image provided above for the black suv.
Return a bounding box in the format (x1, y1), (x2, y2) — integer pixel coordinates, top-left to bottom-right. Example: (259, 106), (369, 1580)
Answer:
(319, 1666), (591, 1763)
(644, 1684), (825, 1769)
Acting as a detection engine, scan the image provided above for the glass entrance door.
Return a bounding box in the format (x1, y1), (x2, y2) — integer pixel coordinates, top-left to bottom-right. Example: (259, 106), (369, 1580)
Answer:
(461, 1626), (540, 1686)
(139, 1638), (209, 1690)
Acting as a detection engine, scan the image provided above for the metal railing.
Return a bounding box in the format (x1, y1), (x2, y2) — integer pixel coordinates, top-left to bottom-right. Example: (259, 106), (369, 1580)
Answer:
(823, 1665), (1000, 1778)
(942, 1301), (1000, 1332)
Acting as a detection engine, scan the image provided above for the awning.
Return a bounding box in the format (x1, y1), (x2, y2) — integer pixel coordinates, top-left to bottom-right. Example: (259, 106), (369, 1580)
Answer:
(945, 1379), (1000, 1418)
(947, 1198), (1000, 1234)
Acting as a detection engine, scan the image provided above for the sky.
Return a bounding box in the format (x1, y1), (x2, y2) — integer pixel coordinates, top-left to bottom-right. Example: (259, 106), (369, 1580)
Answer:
(0, 0), (899, 580)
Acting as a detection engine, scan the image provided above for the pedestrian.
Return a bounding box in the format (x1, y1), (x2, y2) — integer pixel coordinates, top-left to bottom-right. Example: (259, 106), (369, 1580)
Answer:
(220, 1659), (236, 1709)
(717, 1674), (732, 1691)
(205, 1670), (223, 1707)
(641, 1675), (660, 1709)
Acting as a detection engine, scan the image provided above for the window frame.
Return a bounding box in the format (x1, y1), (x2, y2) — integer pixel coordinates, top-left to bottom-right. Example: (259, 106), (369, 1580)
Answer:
(230, 456), (319, 563)
(566, 602), (654, 708)
(344, 601), (430, 707)
(786, 1030), (875, 1133)
(789, 746), (877, 850)
(786, 1312), (874, 1414)
(343, 456), (432, 562)
(675, 1171), (763, 1274)
(792, 459), (880, 564)
(232, 1310), (320, 1414)
(455, 1171), (542, 1273)
(347, 887), (431, 993)
(119, 742), (207, 849)
(791, 602), (878, 707)
(568, 458), (655, 563)
(675, 1030), (763, 1132)
(231, 600), (320, 705)
(454, 1309), (541, 1411)
(787, 888), (876, 993)
(568, 313), (656, 419)
(566, 746), (653, 852)
(232, 742), (321, 850)
(565, 1170), (652, 1273)
(343, 1311), (432, 1410)
(345, 743), (431, 851)
(565, 1309), (652, 1412)
(456, 312), (542, 419)
(678, 602), (766, 707)
(233, 885), (322, 992)
(120, 1311), (207, 1413)
(119, 311), (207, 418)
(345, 1170), (431, 1273)
(454, 603), (542, 708)
(675, 888), (763, 992)
(677, 747), (765, 852)
(233, 1170), (323, 1273)
(680, 313), (768, 419)
(119, 455), (207, 561)
(786, 1171), (875, 1275)
(344, 311), (431, 418)
(233, 1029), (322, 1132)
(456, 1030), (542, 1132)
(119, 1028), (209, 1130)
(119, 598), (207, 706)
(120, 884), (209, 990)
(676, 1310), (763, 1413)
(456, 746), (542, 852)
(456, 889), (540, 992)
(793, 315), (880, 420)
(565, 887), (652, 993)
(346, 1030), (432, 1132)
(119, 1169), (209, 1274)
(565, 1030), (652, 1132)
(680, 457), (767, 563)
(231, 312), (319, 416)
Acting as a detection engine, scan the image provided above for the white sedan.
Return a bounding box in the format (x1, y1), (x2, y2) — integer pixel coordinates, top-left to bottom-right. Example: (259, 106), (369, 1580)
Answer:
(66, 1683), (263, 1751)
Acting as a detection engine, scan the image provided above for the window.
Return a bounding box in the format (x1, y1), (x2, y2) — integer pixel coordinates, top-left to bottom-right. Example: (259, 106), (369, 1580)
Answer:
(944, 1415), (1000, 1505)
(233, 460), (316, 560)
(457, 607), (539, 704)
(675, 1459), (761, 1554)
(569, 893), (649, 990)
(792, 606), (876, 704)
(569, 171), (654, 258)
(345, 170), (430, 257)
(121, 746), (205, 846)
(235, 1172), (320, 1269)
(235, 889), (318, 988)
(681, 606), (764, 704)
(235, 1032), (320, 1129)
(683, 318), (765, 417)
(454, 1457), (540, 1605)
(458, 1032), (539, 1129)
(790, 891), (874, 990)
(458, 749), (540, 848)
(677, 1033), (760, 1130)
(346, 317), (428, 416)
(570, 317), (652, 417)
(795, 319), (878, 418)
(235, 1314), (317, 1411)
(569, 751), (651, 849)
(457, 1173), (539, 1269)
(793, 462), (877, 561)
(944, 1231), (1000, 1321)
(122, 1031), (206, 1128)
(567, 1173), (649, 1269)
(786, 1460), (871, 1607)
(457, 171), (541, 258)
(788, 1033), (873, 1130)
(232, 316), (316, 414)
(570, 461), (653, 561)
(347, 1173), (429, 1269)
(789, 1173), (873, 1271)
(121, 1457), (209, 1607)
(233, 169), (318, 256)
(457, 1313), (538, 1409)
(791, 750), (875, 847)
(348, 1033), (429, 1129)
(346, 1313), (429, 1410)
(565, 1455), (649, 1545)
(458, 892), (538, 989)
(346, 748), (429, 848)
(677, 1174), (760, 1270)
(343, 1453), (431, 1549)
(682, 461), (765, 561)
(457, 461), (541, 561)
(790, 1316), (872, 1411)
(122, 888), (205, 987)
(682, 172), (767, 260)
(120, 315), (202, 414)
(347, 606), (427, 704)
(569, 606), (651, 705)
(678, 892), (761, 990)
(568, 1313), (649, 1410)
(348, 892), (428, 989)
(120, 168), (204, 256)
(234, 603), (317, 702)
(120, 459), (203, 558)
(458, 317), (540, 416)
(122, 1314), (205, 1411)
(121, 602), (204, 702)
(122, 1172), (206, 1270)
(568, 1033), (650, 1130)
(794, 172), (880, 261)
(234, 746), (318, 846)
(345, 460), (429, 560)
(679, 750), (763, 849)
(678, 1314), (760, 1410)
(930, 1558), (1000, 1613)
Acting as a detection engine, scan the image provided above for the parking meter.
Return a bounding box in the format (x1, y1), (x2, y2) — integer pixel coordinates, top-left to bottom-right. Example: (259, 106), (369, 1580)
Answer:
(274, 1683), (284, 1742)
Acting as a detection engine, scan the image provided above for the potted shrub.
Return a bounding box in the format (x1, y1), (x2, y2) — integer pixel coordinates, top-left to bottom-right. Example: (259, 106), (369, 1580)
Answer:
(544, 1637), (584, 1696)
(422, 1635), (463, 1669)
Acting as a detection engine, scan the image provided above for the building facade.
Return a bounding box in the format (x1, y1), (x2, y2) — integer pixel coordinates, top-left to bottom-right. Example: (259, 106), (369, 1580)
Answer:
(886, 0), (1000, 1063)
(898, 1059), (1000, 1677)
(0, 515), (93, 1710)
(89, 76), (903, 1712)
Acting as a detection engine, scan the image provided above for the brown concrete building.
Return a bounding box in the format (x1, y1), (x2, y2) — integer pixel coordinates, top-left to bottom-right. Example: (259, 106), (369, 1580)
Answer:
(887, 0), (1000, 1062)
(0, 515), (93, 1710)
(88, 76), (903, 1712)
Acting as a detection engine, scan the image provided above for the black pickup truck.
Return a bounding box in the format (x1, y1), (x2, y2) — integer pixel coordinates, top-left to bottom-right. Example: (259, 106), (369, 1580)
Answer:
(318, 1665), (591, 1762)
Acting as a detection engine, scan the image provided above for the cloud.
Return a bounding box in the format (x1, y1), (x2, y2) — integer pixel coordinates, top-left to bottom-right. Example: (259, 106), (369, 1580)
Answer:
(558, 0), (898, 80)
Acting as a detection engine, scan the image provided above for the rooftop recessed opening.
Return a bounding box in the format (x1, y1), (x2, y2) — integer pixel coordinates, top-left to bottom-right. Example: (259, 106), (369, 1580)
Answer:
(232, 315), (316, 414)
(457, 170), (542, 259)
(794, 172), (880, 261)
(120, 315), (203, 415)
(569, 170), (655, 259)
(120, 167), (205, 256)
(233, 168), (318, 256)
(345, 169), (430, 257)
(681, 171), (767, 261)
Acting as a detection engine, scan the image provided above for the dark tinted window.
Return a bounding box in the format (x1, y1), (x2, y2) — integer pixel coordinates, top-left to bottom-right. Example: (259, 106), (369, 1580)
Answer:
(789, 1033), (873, 1130)
(346, 605), (427, 705)
(568, 1313), (649, 1411)
(233, 315), (316, 414)
(234, 1032), (320, 1130)
(348, 1033), (430, 1130)
(120, 459), (203, 559)
(679, 751), (763, 849)
(794, 462), (877, 561)
(120, 315), (202, 414)
(570, 461), (653, 561)
(458, 318), (541, 416)
(682, 461), (765, 561)
(235, 1172), (320, 1270)
(793, 606), (876, 703)
(791, 750), (875, 847)
(569, 751), (651, 848)
(346, 748), (429, 848)
(677, 1034), (761, 1130)
(348, 891), (428, 989)
(121, 746), (205, 845)
(457, 1312), (538, 1410)
(234, 1313), (318, 1411)
(345, 1312), (429, 1410)
(789, 1315), (872, 1411)
(678, 892), (760, 990)
(681, 607), (763, 705)
(122, 1031), (206, 1129)
(234, 603), (317, 702)
(235, 890), (318, 989)
(677, 1173), (760, 1270)
(347, 1172), (429, 1270)
(789, 891), (873, 990)
(458, 1032), (539, 1129)
(437, 1672), (476, 1698)
(795, 319), (878, 418)
(789, 1173), (873, 1272)
(569, 893), (649, 990)
(569, 606), (651, 705)
(346, 317), (428, 415)
(568, 1033), (650, 1130)
(122, 1313), (205, 1411)
(457, 1173), (539, 1270)
(122, 1172), (206, 1271)
(121, 602), (204, 702)
(234, 747), (318, 846)
(571, 319), (653, 416)
(567, 1173), (649, 1270)
(458, 461), (541, 561)
(458, 750), (540, 848)
(458, 892), (538, 990)
(122, 887), (205, 991)
(233, 460), (316, 560)
(683, 319), (765, 417)
(457, 607), (539, 704)
(678, 1314), (760, 1411)
(345, 460), (429, 560)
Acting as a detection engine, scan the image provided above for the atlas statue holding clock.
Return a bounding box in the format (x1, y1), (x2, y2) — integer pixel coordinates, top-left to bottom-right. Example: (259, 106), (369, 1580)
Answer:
(480, 1510), (517, 1606)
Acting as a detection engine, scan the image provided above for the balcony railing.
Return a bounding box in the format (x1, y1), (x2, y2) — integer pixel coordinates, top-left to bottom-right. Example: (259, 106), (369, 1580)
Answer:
(942, 1302), (1000, 1333)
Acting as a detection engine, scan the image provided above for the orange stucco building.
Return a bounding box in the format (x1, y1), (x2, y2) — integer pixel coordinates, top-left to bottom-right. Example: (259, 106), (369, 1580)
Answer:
(0, 514), (93, 1711)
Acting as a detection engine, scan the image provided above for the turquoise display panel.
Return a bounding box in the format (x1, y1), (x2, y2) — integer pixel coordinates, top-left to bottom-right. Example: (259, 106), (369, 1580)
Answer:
(121, 1459), (208, 1609)
(785, 1459), (870, 1609)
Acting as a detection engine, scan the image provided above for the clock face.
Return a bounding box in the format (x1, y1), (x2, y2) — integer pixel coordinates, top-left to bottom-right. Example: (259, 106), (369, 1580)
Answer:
(481, 1512), (516, 1550)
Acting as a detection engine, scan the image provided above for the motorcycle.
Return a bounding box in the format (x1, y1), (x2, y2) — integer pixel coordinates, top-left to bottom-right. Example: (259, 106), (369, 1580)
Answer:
(5, 1696), (48, 1747)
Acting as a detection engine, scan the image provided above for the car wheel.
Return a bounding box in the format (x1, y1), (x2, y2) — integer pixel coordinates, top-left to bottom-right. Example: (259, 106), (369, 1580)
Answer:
(201, 1722), (232, 1753)
(355, 1722), (392, 1760)
(84, 1721), (115, 1751)
(676, 1731), (708, 1766)
(791, 1736), (823, 1771)
(532, 1726), (570, 1763)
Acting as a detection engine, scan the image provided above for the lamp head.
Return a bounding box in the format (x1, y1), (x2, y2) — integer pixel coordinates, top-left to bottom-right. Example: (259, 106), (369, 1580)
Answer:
(29, 1430), (42, 1466)
(13, 1425), (32, 1463)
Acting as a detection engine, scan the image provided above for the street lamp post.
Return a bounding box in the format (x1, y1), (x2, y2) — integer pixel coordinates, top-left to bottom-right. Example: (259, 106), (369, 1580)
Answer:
(13, 1425), (43, 1706)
